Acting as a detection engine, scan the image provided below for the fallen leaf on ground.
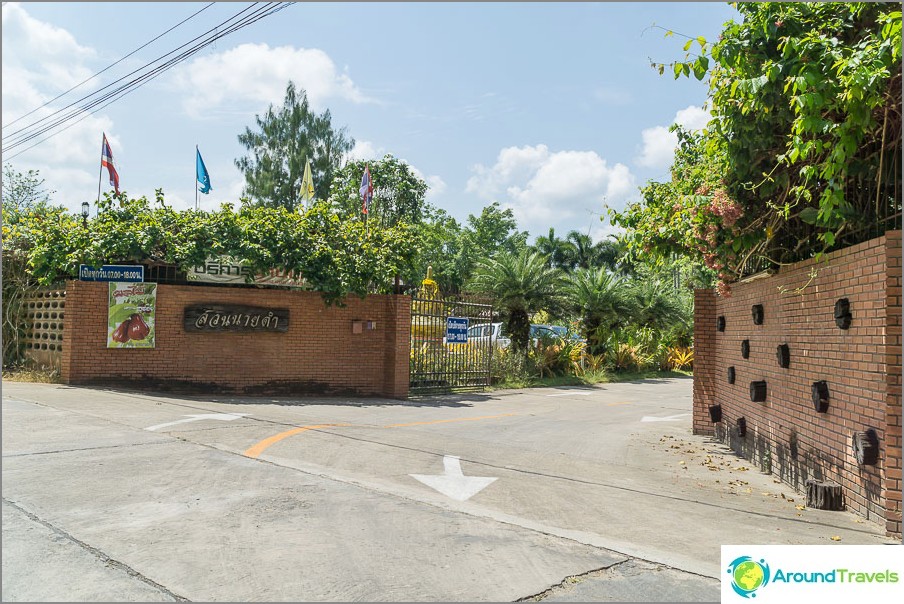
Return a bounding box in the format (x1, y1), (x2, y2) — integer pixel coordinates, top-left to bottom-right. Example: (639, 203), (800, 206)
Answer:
(830, 536), (842, 541)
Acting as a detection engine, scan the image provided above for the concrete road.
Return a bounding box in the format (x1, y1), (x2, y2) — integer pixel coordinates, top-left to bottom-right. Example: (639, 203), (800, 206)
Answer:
(2, 378), (895, 602)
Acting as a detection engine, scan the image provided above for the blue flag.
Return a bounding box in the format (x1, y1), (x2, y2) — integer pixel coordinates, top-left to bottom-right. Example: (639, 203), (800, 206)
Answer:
(196, 147), (211, 194)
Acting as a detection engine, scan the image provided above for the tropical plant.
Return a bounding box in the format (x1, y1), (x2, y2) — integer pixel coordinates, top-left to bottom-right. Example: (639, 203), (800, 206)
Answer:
(456, 202), (529, 282)
(468, 249), (566, 352)
(236, 81), (354, 209)
(613, 3), (901, 295)
(562, 230), (596, 270)
(533, 227), (572, 270)
(573, 351), (606, 377)
(629, 279), (690, 333)
(666, 346), (694, 371)
(566, 267), (636, 355)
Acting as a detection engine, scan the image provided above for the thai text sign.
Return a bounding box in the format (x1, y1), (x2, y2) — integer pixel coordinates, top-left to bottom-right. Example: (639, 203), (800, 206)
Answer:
(81, 264), (144, 282)
(445, 317), (469, 343)
(188, 257), (304, 288)
(184, 304), (289, 333)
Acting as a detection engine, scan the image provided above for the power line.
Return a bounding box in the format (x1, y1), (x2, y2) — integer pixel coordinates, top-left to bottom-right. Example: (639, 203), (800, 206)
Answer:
(2, 2), (294, 158)
(2, 2), (216, 130)
(2, 2), (266, 147)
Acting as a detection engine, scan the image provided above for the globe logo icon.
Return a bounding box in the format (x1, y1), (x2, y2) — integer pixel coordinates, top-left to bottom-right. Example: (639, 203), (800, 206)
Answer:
(727, 556), (770, 598)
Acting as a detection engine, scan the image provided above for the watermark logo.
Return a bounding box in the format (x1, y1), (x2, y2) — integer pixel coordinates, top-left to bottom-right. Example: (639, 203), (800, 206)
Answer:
(727, 556), (771, 598)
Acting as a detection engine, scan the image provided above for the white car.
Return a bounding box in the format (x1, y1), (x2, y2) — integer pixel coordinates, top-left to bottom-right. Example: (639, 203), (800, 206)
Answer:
(466, 323), (566, 349)
(466, 322), (510, 348)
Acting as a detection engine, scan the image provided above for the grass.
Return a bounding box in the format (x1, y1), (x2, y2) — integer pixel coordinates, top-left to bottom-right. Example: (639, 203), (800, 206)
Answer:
(2, 366), (62, 383)
(490, 369), (692, 390)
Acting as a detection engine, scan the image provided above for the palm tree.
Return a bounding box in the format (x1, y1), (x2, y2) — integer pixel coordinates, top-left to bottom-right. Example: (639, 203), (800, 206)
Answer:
(630, 279), (690, 332)
(469, 249), (566, 352)
(564, 230), (595, 270)
(566, 267), (636, 354)
(592, 237), (626, 273)
(533, 227), (572, 270)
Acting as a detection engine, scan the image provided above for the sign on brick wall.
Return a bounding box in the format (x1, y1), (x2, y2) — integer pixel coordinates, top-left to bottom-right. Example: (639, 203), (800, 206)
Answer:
(80, 264), (144, 282)
(108, 282), (157, 348)
(184, 304), (289, 332)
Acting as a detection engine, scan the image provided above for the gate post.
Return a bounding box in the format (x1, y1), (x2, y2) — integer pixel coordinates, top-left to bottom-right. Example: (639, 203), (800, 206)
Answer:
(383, 293), (411, 399)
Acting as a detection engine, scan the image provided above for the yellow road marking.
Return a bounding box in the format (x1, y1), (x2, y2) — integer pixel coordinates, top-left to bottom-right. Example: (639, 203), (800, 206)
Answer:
(244, 413), (518, 459)
(243, 424), (345, 459)
(383, 413), (517, 428)
(606, 401), (633, 406)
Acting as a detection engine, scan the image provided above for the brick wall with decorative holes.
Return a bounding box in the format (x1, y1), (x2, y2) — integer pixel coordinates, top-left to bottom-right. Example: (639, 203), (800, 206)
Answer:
(61, 280), (411, 399)
(22, 288), (66, 370)
(694, 231), (902, 537)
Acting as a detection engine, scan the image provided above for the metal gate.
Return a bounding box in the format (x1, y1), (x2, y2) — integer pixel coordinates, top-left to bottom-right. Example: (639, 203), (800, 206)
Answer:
(409, 296), (494, 394)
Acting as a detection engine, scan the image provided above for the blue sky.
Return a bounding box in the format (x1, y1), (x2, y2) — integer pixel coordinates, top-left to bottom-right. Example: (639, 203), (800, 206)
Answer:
(2, 2), (740, 241)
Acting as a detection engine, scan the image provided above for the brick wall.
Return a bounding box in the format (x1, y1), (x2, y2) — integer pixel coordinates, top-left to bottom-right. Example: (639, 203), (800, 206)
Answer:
(61, 281), (411, 399)
(693, 232), (902, 537)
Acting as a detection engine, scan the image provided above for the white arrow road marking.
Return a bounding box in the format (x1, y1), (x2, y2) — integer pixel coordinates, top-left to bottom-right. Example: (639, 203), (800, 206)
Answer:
(410, 455), (498, 502)
(145, 413), (250, 431)
(641, 413), (691, 423)
(546, 391), (593, 397)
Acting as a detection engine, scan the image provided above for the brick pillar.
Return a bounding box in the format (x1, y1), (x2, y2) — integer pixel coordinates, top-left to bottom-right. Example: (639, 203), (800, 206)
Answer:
(884, 231), (902, 537)
(383, 294), (411, 399)
(60, 280), (107, 384)
(693, 288), (718, 436)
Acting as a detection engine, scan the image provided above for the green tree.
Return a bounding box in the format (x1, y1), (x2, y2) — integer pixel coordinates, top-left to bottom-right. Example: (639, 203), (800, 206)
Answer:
(411, 207), (464, 294)
(615, 3), (901, 295)
(533, 227), (572, 270)
(468, 249), (565, 352)
(2, 163), (56, 220)
(236, 82), (354, 209)
(629, 279), (690, 333)
(4, 193), (415, 305)
(566, 267), (636, 355)
(562, 230), (597, 271)
(329, 155), (429, 228)
(593, 237), (629, 275)
(455, 202), (528, 285)
(1, 165), (64, 367)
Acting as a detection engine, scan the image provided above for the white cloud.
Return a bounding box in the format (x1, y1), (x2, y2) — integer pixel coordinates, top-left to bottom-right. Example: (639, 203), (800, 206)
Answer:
(635, 126), (676, 169)
(468, 144), (636, 241)
(1, 3), (95, 106)
(675, 105), (710, 131)
(1, 3), (112, 212)
(407, 164), (446, 202)
(347, 140), (384, 162)
(345, 145), (447, 204)
(635, 104), (711, 170)
(169, 43), (371, 118)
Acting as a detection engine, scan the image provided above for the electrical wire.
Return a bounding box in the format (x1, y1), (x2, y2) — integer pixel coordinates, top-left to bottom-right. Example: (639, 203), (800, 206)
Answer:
(2, 2), (216, 130)
(2, 2), (266, 146)
(2, 2), (294, 159)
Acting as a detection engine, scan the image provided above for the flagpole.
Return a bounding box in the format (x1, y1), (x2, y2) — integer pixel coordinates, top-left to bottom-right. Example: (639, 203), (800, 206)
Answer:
(195, 145), (199, 210)
(97, 133), (104, 207)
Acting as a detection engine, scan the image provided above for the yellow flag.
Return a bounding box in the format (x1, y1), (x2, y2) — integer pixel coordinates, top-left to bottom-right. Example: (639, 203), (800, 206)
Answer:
(299, 158), (315, 209)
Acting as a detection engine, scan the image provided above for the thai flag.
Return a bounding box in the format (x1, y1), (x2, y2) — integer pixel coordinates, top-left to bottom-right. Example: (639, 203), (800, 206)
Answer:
(359, 164), (373, 215)
(101, 134), (120, 195)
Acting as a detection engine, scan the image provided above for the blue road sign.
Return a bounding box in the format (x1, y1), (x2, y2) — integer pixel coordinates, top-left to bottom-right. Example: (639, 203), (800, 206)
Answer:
(79, 265), (144, 282)
(445, 317), (469, 343)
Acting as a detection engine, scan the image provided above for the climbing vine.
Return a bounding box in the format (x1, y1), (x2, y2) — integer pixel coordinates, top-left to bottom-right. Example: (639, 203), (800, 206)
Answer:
(2, 191), (418, 305)
(613, 2), (901, 294)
